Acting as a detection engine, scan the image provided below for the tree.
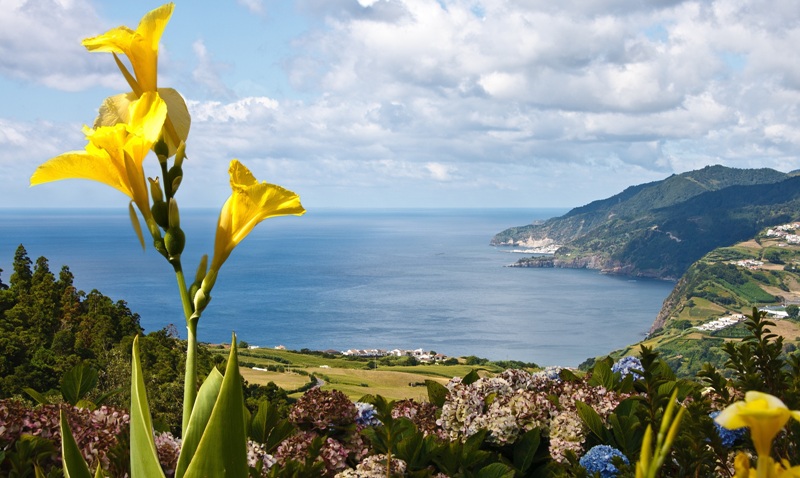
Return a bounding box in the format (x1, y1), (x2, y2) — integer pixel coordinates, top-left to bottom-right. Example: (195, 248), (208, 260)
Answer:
(786, 304), (799, 320)
(9, 244), (32, 295)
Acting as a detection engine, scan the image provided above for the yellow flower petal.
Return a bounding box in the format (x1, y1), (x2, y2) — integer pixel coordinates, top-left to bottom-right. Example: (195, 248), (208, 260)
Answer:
(716, 391), (800, 458)
(210, 160), (305, 272)
(93, 88), (189, 156)
(82, 3), (173, 92)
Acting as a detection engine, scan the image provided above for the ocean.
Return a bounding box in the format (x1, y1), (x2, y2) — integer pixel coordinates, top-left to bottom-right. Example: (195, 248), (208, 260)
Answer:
(0, 208), (674, 367)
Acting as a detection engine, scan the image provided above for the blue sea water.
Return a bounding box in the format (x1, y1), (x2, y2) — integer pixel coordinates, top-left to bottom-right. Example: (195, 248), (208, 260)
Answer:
(0, 208), (674, 367)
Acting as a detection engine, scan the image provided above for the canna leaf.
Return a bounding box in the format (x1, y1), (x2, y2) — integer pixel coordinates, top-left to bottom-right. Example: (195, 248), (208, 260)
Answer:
(183, 335), (248, 477)
(130, 336), (166, 478)
(175, 367), (223, 478)
(60, 410), (93, 478)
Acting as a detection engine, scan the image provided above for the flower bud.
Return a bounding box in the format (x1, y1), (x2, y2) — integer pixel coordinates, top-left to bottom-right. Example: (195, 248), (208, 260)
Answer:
(153, 237), (169, 259)
(168, 165), (183, 195)
(148, 177), (164, 202)
(151, 201), (169, 229)
(194, 254), (208, 284)
(171, 175), (182, 195)
(154, 139), (169, 162)
(168, 198), (181, 229)
(193, 287), (211, 316)
(164, 227), (185, 259)
(174, 141), (187, 168)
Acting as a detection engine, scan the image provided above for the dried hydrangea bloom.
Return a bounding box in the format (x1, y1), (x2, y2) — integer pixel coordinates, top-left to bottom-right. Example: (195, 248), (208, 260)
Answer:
(154, 431), (181, 476)
(391, 399), (443, 439)
(0, 401), (130, 473)
(289, 388), (357, 432)
(334, 454), (408, 478)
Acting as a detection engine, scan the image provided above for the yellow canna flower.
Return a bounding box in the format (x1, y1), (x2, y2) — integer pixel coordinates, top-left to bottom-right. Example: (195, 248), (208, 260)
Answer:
(733, 452), (800, 478)
(82, 3), (189, 154)
(209, 160), (305, 274)
(715, 391), (800, 458)
(31, 92), (167, 245)
(82, 3), (173, 92)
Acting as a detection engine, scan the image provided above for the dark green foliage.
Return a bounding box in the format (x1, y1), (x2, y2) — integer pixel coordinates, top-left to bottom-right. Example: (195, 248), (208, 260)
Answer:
(0, 246), (144, 399)
(250, 400), (295, 453)
(723, 308), (786, 395)
(787, 305), (799, 319)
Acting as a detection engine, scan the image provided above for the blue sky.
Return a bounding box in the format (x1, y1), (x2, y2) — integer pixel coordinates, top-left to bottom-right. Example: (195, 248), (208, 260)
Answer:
(2, 0), (800, 210)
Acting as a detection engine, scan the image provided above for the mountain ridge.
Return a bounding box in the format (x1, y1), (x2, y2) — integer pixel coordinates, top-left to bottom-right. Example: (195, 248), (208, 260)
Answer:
(492, 165), (800, 280)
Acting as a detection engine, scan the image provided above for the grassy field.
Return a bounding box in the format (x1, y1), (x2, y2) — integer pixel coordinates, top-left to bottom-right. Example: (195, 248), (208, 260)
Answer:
(211, 346), (505, 401)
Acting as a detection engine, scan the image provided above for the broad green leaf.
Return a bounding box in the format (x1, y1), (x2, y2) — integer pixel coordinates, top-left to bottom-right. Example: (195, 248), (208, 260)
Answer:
(250, 400), (295, 453)
(61, 364), (98, 405)
(130, 336), (166, 478)
(23, 387), (49, 405)
(462, 369), (480, 385)
(183, 334), (248, 477)
(513, 428), (541, 472)
(576, 400), (606, 442)
(588, 360), (614, 389)
(60, 410), (93, 478)
(425, 379), (449, 408)
(176, 367), (223, 478)
(477, 463), (516, 478)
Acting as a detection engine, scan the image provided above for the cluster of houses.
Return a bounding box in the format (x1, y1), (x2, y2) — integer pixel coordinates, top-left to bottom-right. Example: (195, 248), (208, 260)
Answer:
(694, 314), (745, 331)
(735, 259), (764, 270)
(340, 348), (449, 363)
(765, 223), (800, 244)
(248, 344), (450, 363)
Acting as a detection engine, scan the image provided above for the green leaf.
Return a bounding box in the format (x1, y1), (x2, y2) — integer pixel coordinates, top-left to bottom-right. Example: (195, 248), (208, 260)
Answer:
(176, 367), (223, 478)
(59, 410), (93, 478)
(61, 364), (99, 406)
(576, 400), (606, 442)
(425, 379), (449, 408)
(94, 387), (123, 408)
(250, 400), (295, 454)
(513, 428), (541, 472)
(23, 387), (50, 405)
(588, 360), (614, 389)
(130, 336), (167, 478)
(476, 463), (516, 478)
(183, 334), (249, 478)
(462, 369), (481, 385)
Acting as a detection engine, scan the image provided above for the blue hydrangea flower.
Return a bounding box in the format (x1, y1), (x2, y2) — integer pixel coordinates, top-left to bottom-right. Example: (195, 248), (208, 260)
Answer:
(533, 366), (563, 382)
(579, 445), (629, 478)
(709, 410), (746, 448)
(612, 356), (643, 380)
(354, 402), (381, 427)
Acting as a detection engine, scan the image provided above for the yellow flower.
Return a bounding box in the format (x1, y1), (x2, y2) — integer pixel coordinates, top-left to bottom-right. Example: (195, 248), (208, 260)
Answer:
(82, 3), (189, 154)
(209, 160), (305, 274)
(31, 92), (167, 244)
(733, 452), (800, 478)
(715, 391), (800, 458)
(82, 3), (173, 92)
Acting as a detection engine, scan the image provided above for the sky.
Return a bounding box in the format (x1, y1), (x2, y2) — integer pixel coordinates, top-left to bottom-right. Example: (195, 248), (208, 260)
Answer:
(2, 0), (800, 210)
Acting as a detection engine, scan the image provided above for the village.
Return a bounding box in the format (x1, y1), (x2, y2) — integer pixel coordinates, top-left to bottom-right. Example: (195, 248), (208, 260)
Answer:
(246, 344), (452, 363)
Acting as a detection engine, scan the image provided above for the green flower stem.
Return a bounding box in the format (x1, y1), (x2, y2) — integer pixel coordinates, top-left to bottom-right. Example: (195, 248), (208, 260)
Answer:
(174, 264), (197, 436)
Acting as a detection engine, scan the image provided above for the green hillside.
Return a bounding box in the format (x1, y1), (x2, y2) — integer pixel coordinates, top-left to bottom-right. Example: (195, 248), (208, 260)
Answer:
(494, 165), (800, 279)
(605, 223), (800, 377)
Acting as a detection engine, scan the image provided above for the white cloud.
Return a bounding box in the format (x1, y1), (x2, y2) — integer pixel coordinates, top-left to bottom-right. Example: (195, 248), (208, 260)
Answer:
(237, 0), (264, 15)
(192, 39), (236, 100)
(5, 0), (800, 209)
(0, 0), (119, 91)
